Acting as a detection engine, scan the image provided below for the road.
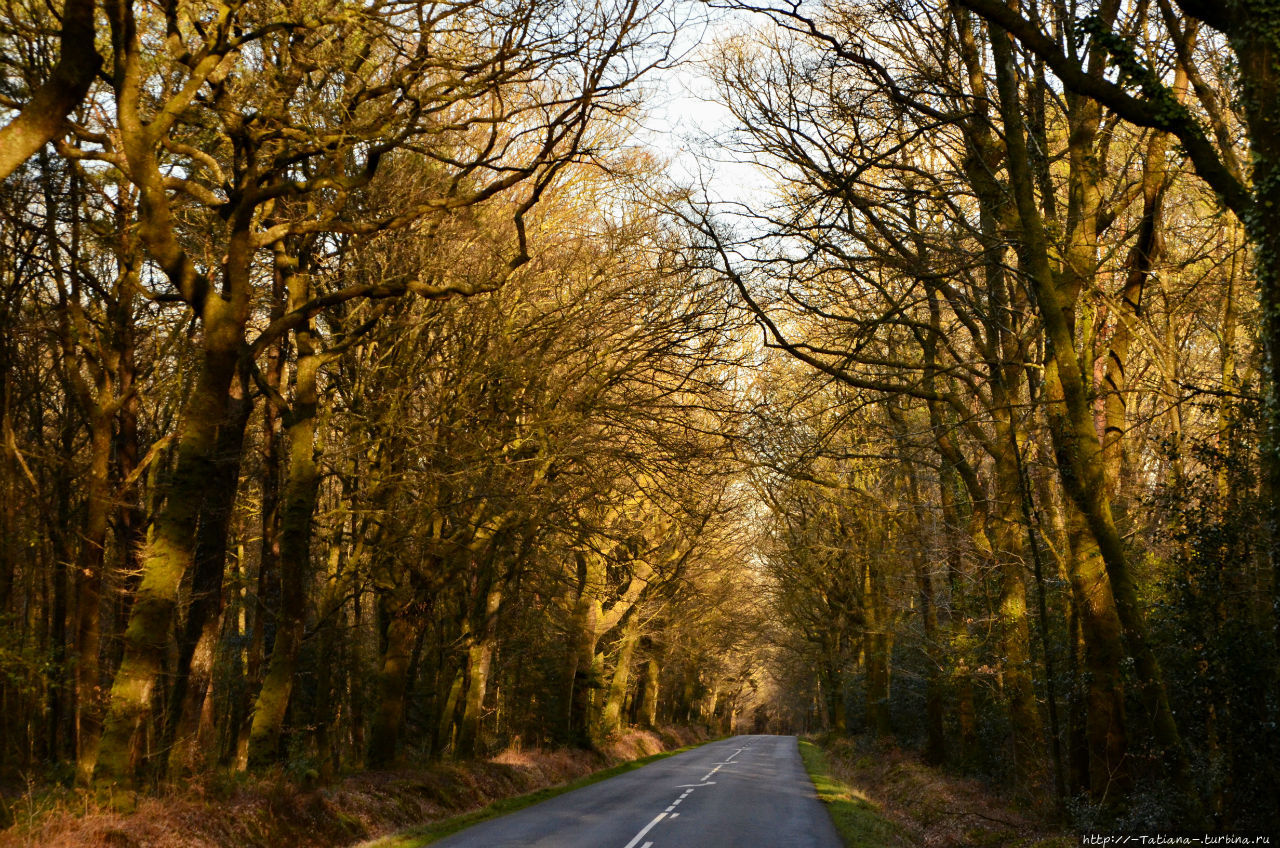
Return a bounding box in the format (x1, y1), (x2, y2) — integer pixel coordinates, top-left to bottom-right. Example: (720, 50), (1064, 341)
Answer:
(431, 734), (841, 848)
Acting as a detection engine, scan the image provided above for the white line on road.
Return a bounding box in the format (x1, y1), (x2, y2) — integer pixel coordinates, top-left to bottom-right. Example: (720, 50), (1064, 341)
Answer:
(676, 782), (715, 787)
(622, 813), (666, 848)
(641, 843), (652, 848)
(670, 813), (679, 818)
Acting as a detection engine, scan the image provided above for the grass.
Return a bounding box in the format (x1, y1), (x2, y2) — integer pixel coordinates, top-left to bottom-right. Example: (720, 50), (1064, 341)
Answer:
(362, 740), (714, 848)
(798, 739), (904, 848)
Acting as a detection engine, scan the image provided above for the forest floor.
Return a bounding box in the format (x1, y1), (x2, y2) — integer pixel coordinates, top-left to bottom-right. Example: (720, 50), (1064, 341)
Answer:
(0, 726), (707, 848)
(804, 734), (1074, 848)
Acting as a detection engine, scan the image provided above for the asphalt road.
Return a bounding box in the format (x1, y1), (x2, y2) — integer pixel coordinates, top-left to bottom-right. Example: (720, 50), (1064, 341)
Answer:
(431, 734), (841, 848)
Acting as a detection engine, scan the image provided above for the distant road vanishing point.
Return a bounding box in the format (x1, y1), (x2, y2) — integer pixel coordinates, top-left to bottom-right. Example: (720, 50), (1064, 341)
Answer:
(432, 735), (841, 848)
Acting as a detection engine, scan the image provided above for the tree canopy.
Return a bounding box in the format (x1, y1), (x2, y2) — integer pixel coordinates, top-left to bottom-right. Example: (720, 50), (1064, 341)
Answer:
(1, 0), (1277, 834)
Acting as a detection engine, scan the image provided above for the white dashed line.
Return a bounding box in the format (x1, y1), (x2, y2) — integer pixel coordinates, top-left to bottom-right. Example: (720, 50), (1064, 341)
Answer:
(622, 743), (761, 848)
(622, 813), (666, 848)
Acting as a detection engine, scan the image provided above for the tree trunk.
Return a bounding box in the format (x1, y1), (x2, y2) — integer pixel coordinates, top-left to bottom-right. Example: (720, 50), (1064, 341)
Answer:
(93, 322), (242, 790)
(457, 583), (502, 758)
(73, 401), (111, 784)
(992, 426), (1043, 777)
(989, 20), (1196, 806)
(247, 256), (322, 769)
(599, 611), (641, 737)
(1064, 502), (1129, 802)
(236, 333), (285, 770)
(433, 665), (464, 761)
(639, 658), (660, 729)
(563, 556), (604, 746)
(368, 612), (417, 768)
(821, 662), (846, 734)
(1231, 23), (1280, 651)
(863, 565), (893, 738)
(167, 381), (251, 775)
(915, 537), (945, 763)
(0, 0), (99, 180)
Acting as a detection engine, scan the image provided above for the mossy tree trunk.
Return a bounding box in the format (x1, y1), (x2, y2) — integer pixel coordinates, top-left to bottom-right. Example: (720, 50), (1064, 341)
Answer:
(988, 19), (1195, 805)
(638, 657), (660, 729)
(166, 380), (251, 776)
(247, 250), (323, 769)
(92, 322), (245, 789)
(368, 608), (419, 767)
(862, 557), (893, 738)
(599, 609), (642, 738)
(457, 582), (503, 758)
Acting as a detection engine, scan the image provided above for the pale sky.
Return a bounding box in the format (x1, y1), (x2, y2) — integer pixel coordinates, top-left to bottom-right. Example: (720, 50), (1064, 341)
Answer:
(634, 3), (774, 208)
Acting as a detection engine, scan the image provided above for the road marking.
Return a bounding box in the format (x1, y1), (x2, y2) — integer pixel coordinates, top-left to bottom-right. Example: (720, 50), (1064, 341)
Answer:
(622, 813), (666, 848)
(641, 843), (652, 848)
(670, 813), (680, 818)
(699, 764), (723, 781)
(676, 782), (715, 787)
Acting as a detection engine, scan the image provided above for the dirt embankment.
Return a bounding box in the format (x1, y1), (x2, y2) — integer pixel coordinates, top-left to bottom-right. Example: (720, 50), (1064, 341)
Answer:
(1, 726), (707, 848)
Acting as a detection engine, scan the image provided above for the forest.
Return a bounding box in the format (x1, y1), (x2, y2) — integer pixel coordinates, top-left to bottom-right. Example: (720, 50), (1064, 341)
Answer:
(1, 0), (1278, 840)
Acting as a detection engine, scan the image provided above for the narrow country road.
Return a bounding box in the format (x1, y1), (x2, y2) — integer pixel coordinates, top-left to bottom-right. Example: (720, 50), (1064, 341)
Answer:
(431, 734), (841, 848)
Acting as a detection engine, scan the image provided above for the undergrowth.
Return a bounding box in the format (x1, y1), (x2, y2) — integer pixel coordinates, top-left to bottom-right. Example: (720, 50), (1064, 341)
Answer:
(364, 739), (714, 848)
(802, 734), (1072, 848)
(798, 739), (903, 848)
(0, 726), (709, 848)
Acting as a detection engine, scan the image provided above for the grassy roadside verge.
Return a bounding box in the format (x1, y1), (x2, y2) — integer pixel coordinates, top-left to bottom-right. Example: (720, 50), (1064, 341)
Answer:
(798, 739), (903, 848)
(364, 739), (716, 848)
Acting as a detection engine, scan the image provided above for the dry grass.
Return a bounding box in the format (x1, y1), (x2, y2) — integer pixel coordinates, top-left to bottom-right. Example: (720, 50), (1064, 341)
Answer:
(811, 735), (1074, 848)
(0, 727), (706, 848)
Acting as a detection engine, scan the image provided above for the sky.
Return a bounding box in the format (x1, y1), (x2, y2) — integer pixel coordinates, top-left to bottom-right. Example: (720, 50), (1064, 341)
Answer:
(631, 2), (775, 208)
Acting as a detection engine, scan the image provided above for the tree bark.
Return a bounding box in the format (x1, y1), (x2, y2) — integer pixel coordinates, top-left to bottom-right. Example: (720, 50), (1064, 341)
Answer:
(73, 403), (111, 784)
(247, 258), (322, 768)
(457, 583), (503, 757)
(367, 611), (417, 767)
(599, 610), (641, 737)
(0, 0), (100, 181)
(1063, 502), (1130, 802)
(1229, 13), (1280, 650)
(167, 379), (251, 775)
(988, 18), (1196, 806)
(93, 329), (243, 790)
(639, 658), (660, 729)
(863, 561), (892, 738)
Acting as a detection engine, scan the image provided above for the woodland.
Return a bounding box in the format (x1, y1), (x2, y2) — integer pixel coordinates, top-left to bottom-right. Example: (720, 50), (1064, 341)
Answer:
(0, 0), (1278, 838)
